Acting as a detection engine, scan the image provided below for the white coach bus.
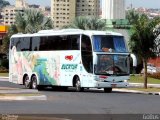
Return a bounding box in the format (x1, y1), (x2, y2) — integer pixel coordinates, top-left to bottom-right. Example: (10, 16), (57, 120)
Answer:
(9, 29), (130, 92)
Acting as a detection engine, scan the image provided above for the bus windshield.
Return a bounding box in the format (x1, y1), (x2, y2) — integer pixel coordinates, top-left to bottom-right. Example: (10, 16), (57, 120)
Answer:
(93, 35), (127, 52)
(95, 54), (130, 76)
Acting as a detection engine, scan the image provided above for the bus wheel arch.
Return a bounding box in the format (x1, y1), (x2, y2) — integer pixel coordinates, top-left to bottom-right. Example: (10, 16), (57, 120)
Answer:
(30, 74), (38, 89)
(73, 75), (84, 92)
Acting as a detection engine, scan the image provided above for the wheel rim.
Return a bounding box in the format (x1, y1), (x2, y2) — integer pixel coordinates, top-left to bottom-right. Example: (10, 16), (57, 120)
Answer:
(75, 78), (81, 91)
(24, 76), (30, 88)
(32, 77), (37, 89)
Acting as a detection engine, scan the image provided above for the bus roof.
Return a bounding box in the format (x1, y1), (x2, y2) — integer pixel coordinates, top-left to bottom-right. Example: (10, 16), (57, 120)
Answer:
(11, 29), (123, 38)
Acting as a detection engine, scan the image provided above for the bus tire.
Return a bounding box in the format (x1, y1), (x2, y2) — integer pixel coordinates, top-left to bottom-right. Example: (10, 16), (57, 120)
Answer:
(31, 76), (38, 89)
(75, 77), (83, 92)
(24, 75), (31, 89)
(104, 88), (112, 93)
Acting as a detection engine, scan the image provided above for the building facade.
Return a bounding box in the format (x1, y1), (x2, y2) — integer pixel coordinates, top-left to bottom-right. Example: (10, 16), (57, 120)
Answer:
(1, 0), (50, 26)
(51, 0), (76, 28)
(102, 0), (125, 19)
(51, 0), (100, 28)
(76, 0), (100, 17)
(2, 6), (16, 25)
(15, 0), (28, 8)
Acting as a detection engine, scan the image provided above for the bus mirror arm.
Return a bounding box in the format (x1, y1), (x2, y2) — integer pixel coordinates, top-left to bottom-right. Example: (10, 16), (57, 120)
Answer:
(131, 54), (137, 67)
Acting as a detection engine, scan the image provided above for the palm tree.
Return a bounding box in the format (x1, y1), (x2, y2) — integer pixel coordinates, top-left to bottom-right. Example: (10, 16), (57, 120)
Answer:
(129, 14), (160, 89)
(0, 9), (53, 54)
(126, 10), (139, 25)
(0, 0), (10, 8)
(15, 9), (53, 33)
(65, 16), (106, 30)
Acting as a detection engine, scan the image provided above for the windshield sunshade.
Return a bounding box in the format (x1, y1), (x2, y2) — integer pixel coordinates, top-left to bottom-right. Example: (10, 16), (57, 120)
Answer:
(93, 35), (127, 52)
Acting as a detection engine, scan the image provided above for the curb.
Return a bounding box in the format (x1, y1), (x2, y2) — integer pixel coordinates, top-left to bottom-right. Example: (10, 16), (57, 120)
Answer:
(113, 89), (160, 96)
(129, 83), (160, 88)
(0, 95), (47, 101)
(0, 89), (38, 94)
(0, 77), (9, 79)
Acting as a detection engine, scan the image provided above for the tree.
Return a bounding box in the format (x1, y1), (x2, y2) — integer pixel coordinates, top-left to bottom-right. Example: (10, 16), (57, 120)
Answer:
(129, 14), (160, 89)
(65, 16), (106, 30)
(1, 25), (18, 54)
(126, 10), (139, 25)
(152, 17), (160, 56)
(15, 9), (53, 33)
(0, 0), (10, 8)
(0, 9), (53, 54)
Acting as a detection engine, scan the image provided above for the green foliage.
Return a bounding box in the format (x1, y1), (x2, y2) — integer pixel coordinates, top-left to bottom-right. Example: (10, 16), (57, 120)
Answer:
(126, 10), (139, 25)
(15, 9), (53, 33)
(0, 25), (18, 54)
(130, 75), (160, 84)
(0, 9), (54, 54)
(65, 16), (106, 30)
(0, 0), (10, 8)
(0, 59), (8, 69)
(129, 14), (158, 60)
(129, 13), (160, 88)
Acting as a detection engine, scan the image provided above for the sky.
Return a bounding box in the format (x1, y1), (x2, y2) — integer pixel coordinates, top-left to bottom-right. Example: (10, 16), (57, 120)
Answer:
(5, 0), (160, 9)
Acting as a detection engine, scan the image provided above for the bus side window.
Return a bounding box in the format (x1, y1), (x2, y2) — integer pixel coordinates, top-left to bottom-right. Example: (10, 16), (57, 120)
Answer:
(70, 35), (80, 50)
(32, 37), (40, 51)
(10, 38), (14, 49)
(81, 35), (92, 51)
(20, 37), (31, 51)
(81, 35), (93, 73)
(14, 38), (21, 51)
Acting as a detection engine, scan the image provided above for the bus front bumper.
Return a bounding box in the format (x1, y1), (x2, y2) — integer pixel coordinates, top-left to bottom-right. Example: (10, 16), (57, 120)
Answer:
(95, 81), (129, 88)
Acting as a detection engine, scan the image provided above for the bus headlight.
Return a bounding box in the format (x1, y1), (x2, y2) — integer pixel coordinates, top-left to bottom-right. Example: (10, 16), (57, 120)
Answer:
(124, 80), (128, 82)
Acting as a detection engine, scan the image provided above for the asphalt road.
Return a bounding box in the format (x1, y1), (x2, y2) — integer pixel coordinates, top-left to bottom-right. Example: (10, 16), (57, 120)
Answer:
(0, 78), (160, 118)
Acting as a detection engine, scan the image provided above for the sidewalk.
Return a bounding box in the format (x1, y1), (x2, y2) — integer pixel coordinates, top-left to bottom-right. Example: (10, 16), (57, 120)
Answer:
(0, 78), (47, 100)
(0, 87), (47, 101)
(129, 83), (160, 88)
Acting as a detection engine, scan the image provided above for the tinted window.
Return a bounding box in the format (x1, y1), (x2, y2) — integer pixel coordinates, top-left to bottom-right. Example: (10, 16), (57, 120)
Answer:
(81, 35), (92, 51)
(81, 35), (93, 73)
(38, 35), (80, 51)
(21, 37), (31, 51)
(11, 35), (80, 51)
(10, 37), (31, 51)
(32, 37), (40, 51)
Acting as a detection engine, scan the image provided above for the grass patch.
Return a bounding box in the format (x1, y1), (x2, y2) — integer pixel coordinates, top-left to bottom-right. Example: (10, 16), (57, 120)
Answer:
(126, 87), (160, 92)
(0, 72), (8, 77)
(129, 75), (160, 84)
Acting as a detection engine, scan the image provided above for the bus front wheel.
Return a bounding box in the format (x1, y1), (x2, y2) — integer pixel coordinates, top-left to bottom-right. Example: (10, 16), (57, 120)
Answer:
(75, 77), (84, 92)
(104, 88), (112, 93)
(31, 76), (38, 89)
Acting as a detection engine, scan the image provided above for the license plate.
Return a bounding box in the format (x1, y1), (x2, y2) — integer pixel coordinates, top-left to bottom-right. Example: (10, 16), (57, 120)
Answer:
(111, 84), (117, 88)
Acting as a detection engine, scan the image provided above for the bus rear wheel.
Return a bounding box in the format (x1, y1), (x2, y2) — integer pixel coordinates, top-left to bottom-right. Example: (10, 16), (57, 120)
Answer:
(31, 76), (37, 89)
(24, 75), (31, 89)
(104, 88), (112, 93)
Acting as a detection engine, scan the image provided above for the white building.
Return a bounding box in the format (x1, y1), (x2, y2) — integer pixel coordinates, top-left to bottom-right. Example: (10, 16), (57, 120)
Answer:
(102, 0), (125, 19)
(15, 0), (28, 8)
